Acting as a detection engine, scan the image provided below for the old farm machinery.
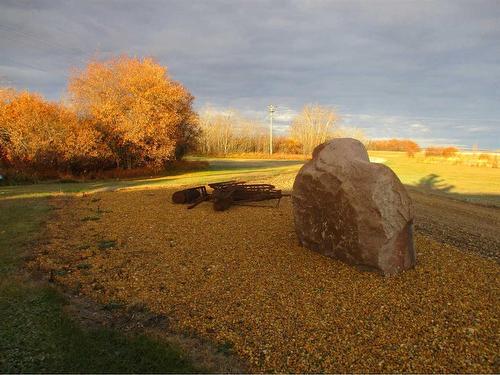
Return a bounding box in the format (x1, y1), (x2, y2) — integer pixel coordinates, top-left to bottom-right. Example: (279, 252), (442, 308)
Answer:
(171, 181), (289, 211)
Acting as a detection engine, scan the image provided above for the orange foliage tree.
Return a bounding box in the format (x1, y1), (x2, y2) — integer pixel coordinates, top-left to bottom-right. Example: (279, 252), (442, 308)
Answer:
(0, 91), (106, 174)
(366, 139), (421, 157)
(425, 146), (458, 157)
(68, 56), (199, 169)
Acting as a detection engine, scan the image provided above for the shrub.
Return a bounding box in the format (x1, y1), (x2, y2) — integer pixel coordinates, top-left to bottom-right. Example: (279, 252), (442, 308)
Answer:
(0, 91), (106, 175)
(425, 146), (458, 157)
(478, 153), (492, 161)
(366, 139), (421, 156)
(274, 137), (303, 154)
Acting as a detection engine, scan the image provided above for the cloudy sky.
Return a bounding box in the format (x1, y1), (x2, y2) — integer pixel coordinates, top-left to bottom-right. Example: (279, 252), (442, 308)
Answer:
(1, 0), (499, 149)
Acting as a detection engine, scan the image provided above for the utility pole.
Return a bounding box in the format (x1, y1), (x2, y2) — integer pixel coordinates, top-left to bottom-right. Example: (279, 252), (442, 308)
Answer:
(268, 104), (275, 155)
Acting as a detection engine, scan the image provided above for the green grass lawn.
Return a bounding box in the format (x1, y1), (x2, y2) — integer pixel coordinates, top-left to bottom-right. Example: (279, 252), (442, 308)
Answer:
(0, 198), (197, 373)
(369, 151), (500, 206)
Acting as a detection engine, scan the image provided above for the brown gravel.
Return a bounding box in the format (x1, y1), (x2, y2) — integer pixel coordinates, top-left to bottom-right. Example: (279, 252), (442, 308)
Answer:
(33, 186), (499, 373)
(407, 187), (500, 262)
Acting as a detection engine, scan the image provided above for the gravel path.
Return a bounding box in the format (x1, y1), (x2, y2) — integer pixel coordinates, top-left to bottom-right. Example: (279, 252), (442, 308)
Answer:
(33, 187), (499, 373)
(408, 187), (500, 262)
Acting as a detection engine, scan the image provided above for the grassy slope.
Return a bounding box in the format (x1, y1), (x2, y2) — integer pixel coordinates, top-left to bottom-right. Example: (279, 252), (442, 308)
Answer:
(0, 198), (196, 373)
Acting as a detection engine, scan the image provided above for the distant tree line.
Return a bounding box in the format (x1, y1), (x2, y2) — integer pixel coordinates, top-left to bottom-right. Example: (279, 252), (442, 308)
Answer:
(197, 104), (366, 157)
(366, 139), (421, 156)
(424, 146), (458, 157)
(197, 107), (269, 155)
(366, 140), (464, 159)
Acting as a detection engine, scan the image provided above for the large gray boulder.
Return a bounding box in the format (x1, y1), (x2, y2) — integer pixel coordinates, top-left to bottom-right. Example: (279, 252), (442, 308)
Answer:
(292, 138), (416, 275)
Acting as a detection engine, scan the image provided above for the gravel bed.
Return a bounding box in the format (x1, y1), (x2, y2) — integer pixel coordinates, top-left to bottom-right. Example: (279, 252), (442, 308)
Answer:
(33, 188), (499, 373)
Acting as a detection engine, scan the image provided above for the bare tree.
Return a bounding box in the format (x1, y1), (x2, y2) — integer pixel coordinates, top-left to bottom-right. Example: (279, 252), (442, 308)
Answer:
(332, 126), (367, 144)
(198, 107), (236, 155)
(197, 104), (365, 157)
(290, 104), (339, 155)
(198, 107), (268, 155)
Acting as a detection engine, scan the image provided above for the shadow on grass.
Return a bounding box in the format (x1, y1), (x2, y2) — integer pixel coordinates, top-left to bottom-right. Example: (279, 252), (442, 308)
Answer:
(1, 281), (196, 373)
(410, 173), (499, 207)
(0, 197), (199, 373)
(416, 173), (455, 193)
(202, 157), (304, 171)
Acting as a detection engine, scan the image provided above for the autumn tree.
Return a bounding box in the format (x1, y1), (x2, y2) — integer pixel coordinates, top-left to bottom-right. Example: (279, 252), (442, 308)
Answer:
(0, 87), (17, 103)
(290, 104), (339, 155)
(0, 90), (105, 173)
(68, 56), (198, 168)
(425, 146), (458, 158)
(366, 139), (421, 157)
(0, 87), (16, 165)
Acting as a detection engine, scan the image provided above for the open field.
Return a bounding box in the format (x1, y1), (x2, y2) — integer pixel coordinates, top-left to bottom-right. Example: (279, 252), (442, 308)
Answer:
(1, 153), (499, 372)
(372, 151), (500, 206)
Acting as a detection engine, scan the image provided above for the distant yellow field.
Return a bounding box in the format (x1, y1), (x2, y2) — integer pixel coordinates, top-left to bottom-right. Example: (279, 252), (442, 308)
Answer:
(369, 151), (500, 204)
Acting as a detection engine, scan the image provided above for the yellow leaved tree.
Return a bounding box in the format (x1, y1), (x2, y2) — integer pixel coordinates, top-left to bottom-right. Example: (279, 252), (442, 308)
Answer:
(68, 55), (199, 169)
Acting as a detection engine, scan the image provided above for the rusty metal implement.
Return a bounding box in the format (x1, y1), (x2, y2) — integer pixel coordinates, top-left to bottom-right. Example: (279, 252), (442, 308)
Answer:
(171, 181), (289, 211)
(171, 186), (207, 204)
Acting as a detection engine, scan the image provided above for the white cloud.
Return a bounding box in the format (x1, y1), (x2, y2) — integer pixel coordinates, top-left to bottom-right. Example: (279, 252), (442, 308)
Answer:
(410, 123), (430, 132)
(467, 126), (490, 133)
